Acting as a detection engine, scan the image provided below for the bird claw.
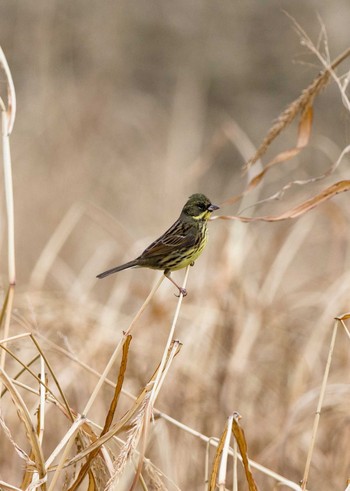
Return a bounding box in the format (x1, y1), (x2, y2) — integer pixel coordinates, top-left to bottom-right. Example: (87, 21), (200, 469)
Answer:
(175, 287), (187, 297)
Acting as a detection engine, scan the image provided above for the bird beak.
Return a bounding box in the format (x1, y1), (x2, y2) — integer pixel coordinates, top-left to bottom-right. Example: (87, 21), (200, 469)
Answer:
(208, 204), (220, 212)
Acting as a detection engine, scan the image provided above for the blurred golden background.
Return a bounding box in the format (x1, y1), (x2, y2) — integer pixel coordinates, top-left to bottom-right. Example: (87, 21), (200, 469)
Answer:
(1, 1), (350, 490)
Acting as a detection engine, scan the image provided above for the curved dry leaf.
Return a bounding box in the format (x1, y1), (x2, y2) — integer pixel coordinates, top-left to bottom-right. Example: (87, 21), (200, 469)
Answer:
(209, 426), (227, 491)
(232, 414), (259, 491)
(214, 180), (350, 223)
(247, 105), (314, 192)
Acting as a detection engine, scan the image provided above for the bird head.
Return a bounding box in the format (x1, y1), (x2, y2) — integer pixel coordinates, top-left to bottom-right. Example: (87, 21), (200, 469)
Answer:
(181, 193), (220, 221)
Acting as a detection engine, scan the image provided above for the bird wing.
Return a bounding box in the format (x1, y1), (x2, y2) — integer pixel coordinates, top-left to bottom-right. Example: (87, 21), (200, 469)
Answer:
(140, 221), (197, 259)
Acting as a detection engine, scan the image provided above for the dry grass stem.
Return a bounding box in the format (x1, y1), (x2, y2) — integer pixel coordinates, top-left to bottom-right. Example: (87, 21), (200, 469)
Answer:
(149, 266), (189, 406)
(0, 481), (22, 491)
(0, 47), (16, 287)
(233, 439), (238, 491)
(217, 414), (234, 490)
(301, 321), (338, 490)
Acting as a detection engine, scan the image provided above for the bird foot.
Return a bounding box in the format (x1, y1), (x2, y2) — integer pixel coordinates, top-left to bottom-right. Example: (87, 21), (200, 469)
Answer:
(175, 287), (187, 297)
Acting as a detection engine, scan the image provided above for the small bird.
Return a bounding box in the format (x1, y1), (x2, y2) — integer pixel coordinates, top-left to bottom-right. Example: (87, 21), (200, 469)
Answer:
(97, 193), (219, 296)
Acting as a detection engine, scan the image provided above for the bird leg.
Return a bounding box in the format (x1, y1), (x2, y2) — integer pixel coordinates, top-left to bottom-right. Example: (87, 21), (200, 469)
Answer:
(164, 270), (187, 297)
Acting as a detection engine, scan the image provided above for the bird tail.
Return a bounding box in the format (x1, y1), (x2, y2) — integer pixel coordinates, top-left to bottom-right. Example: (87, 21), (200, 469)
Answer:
(96, 259), (139, 279)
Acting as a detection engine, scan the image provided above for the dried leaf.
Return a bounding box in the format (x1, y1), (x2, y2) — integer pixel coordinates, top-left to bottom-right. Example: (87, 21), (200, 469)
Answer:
(214, 180), (350, 223)
(247, 105), (314, 191)
(232, 414), (258, 491)
(209, 427), (227, 491)
(297, 105), (313, 148)
(335, 312), (350, 321)
(87, 470), (96, 491)
(103, 335), (132, 433)
(68, 335), (132, 491)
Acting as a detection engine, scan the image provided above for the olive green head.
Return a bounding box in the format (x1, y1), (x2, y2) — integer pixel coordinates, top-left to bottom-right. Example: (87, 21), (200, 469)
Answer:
(181, 193), (220, 221)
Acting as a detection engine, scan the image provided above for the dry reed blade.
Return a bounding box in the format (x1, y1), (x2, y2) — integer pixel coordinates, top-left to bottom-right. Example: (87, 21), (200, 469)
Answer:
(209, 427), (227, 491)
(247, 105), (313, 190)
(231, 412), (258, 491)
(87, 471), (96, 490)
(239, 144), (350, 215)
(103, 335), (132, 433)
(214, 180), (350, 224)
(68, 335), (132, 491)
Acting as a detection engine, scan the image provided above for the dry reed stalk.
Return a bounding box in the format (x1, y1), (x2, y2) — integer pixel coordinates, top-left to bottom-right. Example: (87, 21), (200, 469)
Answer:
(0, 47), (16, 407)
(217, 414), (234, 491)
(300, 321), (338, 490)
(0, 481), (22, 490)
(232, 439), (238, 491)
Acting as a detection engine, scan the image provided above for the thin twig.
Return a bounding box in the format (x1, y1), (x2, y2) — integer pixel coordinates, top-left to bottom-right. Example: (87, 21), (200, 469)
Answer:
(301, 321), (338, 489)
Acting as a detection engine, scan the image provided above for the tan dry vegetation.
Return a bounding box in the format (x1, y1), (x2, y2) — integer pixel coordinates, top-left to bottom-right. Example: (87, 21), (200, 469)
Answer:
(1, 2), (350, 491)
